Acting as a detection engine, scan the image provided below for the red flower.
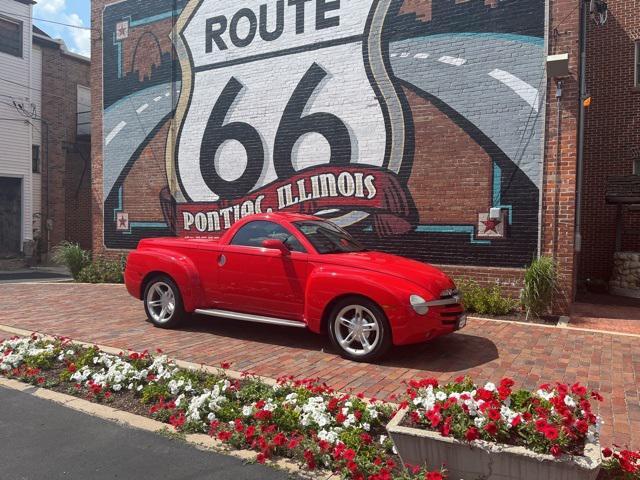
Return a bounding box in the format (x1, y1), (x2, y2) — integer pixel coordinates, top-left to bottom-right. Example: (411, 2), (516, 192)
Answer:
(575, 419), (588, 434)
(218, 430), (232, 441)
(254, 409), (272, 421)
(271, 432), (286, 446)
(535, 418), (548, 432)
(484, 422), (498, 436)
(343, 449), (356, 461)
(318, 439), (330, 451)
(426, 473), (444, 480)
(303, 450), (316, 470)
(256, 453), (266, 464)
(550, 444), (562, 457)
(590, 391), (604, 402)
(543, 426), (559, 441)
(511, 415), (523, 427)
(336, 413), (346, 423)
(360, 433), (373, 445)
(465, 427), (480, 441)
(346, 460), (358, 473)
(67, 363), (77, 373)
(220, 361), (231, 369)
(571, 383), (587, 397)
(37, 377), (45, 384)
(602, 447), (613, 458)
(488, 409), (501, 421)
(499, 378), (515, 389)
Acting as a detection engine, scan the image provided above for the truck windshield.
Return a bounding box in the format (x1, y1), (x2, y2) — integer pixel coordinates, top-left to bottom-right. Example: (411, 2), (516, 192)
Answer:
(294, 220), (366, 254)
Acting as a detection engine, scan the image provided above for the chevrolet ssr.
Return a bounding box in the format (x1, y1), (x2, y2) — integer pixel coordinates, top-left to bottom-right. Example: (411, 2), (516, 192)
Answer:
(124, 213), (465, 361)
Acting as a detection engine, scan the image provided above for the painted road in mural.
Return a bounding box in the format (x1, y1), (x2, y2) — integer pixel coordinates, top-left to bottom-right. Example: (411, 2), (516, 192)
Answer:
(103, 82), (179, 198)
(101, 0), (546, 268)
(390, 34), (544, 186)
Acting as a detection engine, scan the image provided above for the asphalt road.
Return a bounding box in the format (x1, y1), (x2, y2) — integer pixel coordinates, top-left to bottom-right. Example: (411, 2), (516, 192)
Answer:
(0, 386), (292, 480)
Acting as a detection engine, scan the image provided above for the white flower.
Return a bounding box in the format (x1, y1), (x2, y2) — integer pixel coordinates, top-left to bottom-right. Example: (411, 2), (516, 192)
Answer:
(537, 389), (555, 401)
(435, 391), (447, 401)
(136, 385), (143, 391)
(484, 382), (496, 392)
(379, 435), (387, 444)
(564, 395), (576, 408)
(317, 429), (339, 444)
(362, 422), (370, 431)
(112, 384), (122, 392)
(474, 417), (485, 428)
(242, 405), (253, 417)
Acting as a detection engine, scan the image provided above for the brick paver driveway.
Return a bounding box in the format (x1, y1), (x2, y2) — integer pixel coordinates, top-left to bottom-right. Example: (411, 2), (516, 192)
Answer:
(1, 283), (638, 450)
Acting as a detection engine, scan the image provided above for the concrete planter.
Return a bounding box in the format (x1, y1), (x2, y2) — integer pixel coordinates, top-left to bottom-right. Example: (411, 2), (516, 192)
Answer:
(387, 408), (601, 480)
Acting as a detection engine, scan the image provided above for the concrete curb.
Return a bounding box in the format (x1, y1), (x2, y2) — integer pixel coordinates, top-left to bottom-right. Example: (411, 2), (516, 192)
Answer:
(0, 375), (329, 479)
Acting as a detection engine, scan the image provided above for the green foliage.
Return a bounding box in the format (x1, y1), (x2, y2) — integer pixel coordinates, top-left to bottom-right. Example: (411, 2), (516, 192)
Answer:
(521, 256), (557, 319)
(456, 280), (519, 316)
(76, 257), (126, 284)
(52, 241), (91, 280)
(141, 383), (171, 404)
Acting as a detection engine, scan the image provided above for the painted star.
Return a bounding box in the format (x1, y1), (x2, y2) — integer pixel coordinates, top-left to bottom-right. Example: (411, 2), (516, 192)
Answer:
(118, 217), (128, 228)
(482, 218), (501, 233)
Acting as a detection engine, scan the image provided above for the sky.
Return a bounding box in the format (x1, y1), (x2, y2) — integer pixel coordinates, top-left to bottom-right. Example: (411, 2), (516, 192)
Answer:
(33, 0), (91, 57)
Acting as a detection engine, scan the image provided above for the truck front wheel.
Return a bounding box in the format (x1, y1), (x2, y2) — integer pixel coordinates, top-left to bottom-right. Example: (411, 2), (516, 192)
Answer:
(143, 275), (186, 328)
(328, 297), (391, 362)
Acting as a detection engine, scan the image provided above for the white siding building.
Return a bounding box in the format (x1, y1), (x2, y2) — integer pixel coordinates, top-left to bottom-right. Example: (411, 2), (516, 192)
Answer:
(0, 0), (36, 257)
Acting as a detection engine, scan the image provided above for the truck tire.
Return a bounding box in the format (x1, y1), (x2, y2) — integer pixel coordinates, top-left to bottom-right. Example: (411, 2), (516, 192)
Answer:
(143, 275), (186, 328)
(328, 296), (392, 362)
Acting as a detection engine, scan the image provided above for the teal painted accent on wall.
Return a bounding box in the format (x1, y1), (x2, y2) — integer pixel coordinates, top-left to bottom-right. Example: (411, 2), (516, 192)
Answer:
(416, 225), (491, 245)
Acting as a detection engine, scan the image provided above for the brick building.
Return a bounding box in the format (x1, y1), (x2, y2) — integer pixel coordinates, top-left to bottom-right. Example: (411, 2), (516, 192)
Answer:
(0, 0), (91, 262)
(578, 0), (640, 291)
(34, 29), (92, 256)
(89, 0), (628, 313)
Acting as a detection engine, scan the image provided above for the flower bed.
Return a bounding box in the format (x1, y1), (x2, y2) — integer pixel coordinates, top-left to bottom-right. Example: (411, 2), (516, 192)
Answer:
(0, 334), (443, 480)
(399, 377), (602, 457)
(1, 333), (638, 480)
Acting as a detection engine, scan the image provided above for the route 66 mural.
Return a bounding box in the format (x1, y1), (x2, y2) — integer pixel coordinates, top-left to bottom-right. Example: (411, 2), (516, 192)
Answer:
(102, 0), (546, 268)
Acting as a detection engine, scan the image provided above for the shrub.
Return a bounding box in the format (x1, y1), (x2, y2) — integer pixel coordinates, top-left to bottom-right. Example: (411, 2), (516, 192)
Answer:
(521, 257), (557, 319)
(76, 257), (125, 284)
(456, 280), (519, 316)
(52, 241), (91, 280)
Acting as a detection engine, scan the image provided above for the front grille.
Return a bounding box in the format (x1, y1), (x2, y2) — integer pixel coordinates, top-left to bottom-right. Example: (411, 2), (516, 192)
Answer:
(436, 290), (464, 326)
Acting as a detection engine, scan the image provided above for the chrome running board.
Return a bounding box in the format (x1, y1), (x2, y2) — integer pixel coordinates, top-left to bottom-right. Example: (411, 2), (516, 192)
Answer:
(194, 308), (307, 328)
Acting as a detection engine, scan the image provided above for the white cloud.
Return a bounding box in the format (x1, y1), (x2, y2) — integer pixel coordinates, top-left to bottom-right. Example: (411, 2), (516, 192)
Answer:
(34, 0), (66, 15)
(34, 2), (91, 58)
(64, 13), (91, 57)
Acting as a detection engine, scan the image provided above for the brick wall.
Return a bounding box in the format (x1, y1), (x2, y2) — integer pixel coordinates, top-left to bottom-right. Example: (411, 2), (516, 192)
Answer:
(579, 0), (640, 284)
(540, 0), (581, 312)
(91, 0), (582, 313)
(40, 43), (92, 253)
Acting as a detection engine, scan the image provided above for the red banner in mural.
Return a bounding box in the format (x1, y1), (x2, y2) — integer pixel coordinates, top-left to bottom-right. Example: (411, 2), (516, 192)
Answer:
(177, 166), (415, 238)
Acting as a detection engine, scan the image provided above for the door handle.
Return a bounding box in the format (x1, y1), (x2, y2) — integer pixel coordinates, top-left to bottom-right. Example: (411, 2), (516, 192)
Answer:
(218, 254), (226, 267)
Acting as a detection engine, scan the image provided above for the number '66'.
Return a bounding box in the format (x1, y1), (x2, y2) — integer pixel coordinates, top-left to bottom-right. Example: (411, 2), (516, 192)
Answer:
(199, 63), (351, 199)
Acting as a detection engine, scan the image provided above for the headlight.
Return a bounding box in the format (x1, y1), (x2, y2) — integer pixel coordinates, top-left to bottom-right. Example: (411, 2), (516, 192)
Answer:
(410, 295), (429, 315)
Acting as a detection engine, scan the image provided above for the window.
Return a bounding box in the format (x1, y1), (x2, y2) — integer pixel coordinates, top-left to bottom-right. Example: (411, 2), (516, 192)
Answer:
(294, 220), (366, 254)
(230, 221), (306, 252)
(636, 41), (640, 88)
(0, 16), (23, 58)
(77, 85), (91, 136)
(32, 145), (40, 173)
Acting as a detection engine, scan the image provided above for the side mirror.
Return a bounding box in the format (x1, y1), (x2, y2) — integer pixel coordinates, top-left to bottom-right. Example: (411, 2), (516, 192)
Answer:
(261, 239), (290, 255)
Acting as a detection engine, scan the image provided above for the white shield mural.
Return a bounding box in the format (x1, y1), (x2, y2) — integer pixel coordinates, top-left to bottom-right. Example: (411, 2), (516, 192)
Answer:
(168, 0), (411, 234)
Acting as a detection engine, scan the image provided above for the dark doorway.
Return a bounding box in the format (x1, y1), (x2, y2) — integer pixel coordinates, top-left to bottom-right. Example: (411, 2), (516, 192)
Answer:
(0, 177), (22, 257)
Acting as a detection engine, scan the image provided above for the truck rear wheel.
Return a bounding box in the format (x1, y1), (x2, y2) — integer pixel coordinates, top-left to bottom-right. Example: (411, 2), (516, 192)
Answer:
(328, 297), (391, 362)
(143, 275), (186, 328)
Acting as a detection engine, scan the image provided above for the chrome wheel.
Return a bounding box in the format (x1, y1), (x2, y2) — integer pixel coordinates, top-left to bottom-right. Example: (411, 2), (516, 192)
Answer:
(145, 281), (175, 324)
(333, 304), (381, 357)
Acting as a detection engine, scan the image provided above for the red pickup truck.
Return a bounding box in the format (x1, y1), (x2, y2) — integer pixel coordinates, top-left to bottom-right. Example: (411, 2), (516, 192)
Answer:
(124, 213), (465, 361)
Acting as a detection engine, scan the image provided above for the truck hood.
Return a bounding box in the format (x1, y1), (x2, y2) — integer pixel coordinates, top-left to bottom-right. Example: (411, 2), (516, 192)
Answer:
(320, 251), (454, 296)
